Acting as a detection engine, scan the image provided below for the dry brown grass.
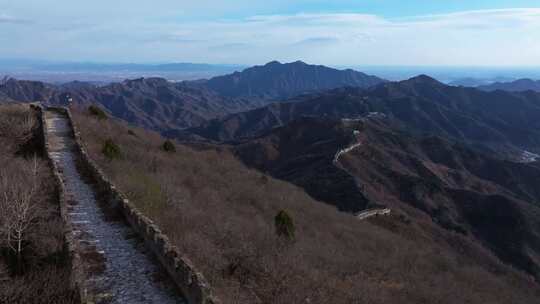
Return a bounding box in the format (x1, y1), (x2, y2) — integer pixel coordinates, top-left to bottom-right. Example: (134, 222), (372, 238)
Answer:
(72, 107), (540, 304)
(0, 104), (78, 304)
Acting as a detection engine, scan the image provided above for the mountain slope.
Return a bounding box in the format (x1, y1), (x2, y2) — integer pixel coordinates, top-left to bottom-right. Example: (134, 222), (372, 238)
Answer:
(232, 115), (540, 279)
(59, 78), (254, 130)
(234, 117), (370, 212)
(0, 78), (57, 102)
(337, 119), (540, 278)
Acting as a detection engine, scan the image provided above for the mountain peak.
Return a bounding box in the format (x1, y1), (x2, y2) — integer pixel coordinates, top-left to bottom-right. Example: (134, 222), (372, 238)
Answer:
(205, 61), (385, 98)
(291, 60), (308, 65)
(405, 74), (442, 85)
(264, 60), (308, 67)
(265, 60), (282, 66)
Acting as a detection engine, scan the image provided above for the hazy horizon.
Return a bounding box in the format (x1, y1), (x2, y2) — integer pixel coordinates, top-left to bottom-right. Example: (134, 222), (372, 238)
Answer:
(2, 58), (540, 84)
(3, 57), (540, 68)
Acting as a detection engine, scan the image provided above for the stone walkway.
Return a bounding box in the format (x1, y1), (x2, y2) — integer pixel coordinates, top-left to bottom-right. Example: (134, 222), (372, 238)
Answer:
(45, 110), (185, 304)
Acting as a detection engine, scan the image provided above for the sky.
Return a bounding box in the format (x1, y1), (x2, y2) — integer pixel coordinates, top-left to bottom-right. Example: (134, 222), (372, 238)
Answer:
(1, 0), (540, 66)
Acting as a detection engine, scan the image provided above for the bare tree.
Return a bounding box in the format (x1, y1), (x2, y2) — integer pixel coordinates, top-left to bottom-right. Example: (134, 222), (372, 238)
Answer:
(0, 155), (42, 267)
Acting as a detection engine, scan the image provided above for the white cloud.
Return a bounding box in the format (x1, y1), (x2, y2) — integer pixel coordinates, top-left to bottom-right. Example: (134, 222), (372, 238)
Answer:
(292, 37), (341, 46)
(0, 13), (29, 24)
(1, 8), (540, 66)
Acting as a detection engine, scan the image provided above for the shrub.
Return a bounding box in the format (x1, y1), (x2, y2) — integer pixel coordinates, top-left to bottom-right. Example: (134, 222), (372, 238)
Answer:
(101, 139), (121, 160)
(275, 210), (295, 240)
(162, 140), (176, 153)
(88, 105), (107, 120)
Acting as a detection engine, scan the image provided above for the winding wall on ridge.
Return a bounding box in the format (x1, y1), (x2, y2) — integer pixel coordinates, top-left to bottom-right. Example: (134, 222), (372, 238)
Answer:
(333, 131), (391, 220)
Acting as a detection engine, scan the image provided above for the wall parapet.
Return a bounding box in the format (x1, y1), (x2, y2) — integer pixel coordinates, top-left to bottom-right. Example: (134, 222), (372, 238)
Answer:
(31, 104), (87, 302)
(49, 106), (220, 304)
(355, 208), (391, 220)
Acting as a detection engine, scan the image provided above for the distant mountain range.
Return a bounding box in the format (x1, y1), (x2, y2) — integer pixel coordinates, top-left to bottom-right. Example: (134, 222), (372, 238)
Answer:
(448, 77), (540, 93)
(0, 59), (246, 83)
(0, 61), (387, 131)
(34, 62), (244, 73)
(187, 75), (540, 155)
(478, 79), (540, 92)
(448, 78), (495, 87)
(0, 59), (244, 73)
(3, 65), (540, 157)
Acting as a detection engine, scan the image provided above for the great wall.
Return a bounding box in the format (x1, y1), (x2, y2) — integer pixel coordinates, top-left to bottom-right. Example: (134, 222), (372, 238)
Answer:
(333, 131), (391, 221)
(35, 104), (389, 304)
(36, 105), (219, 304)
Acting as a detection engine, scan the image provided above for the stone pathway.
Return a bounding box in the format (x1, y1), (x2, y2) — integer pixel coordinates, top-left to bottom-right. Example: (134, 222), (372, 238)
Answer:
(45, 110), (185, 304)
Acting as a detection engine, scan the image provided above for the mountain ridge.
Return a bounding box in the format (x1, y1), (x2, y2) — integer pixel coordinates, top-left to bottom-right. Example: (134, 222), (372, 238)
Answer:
(0, 61), (386, 132)
(478, 78), (540, 92)
(186, 77), (540, 156)
(201, 60), (386, 99)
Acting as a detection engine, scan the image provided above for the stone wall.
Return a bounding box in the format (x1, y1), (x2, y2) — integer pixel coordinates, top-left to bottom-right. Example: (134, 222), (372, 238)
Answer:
(355, 208), (391, 220)
(49, 106), (220, 304)
(31, 105), (87, 302)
